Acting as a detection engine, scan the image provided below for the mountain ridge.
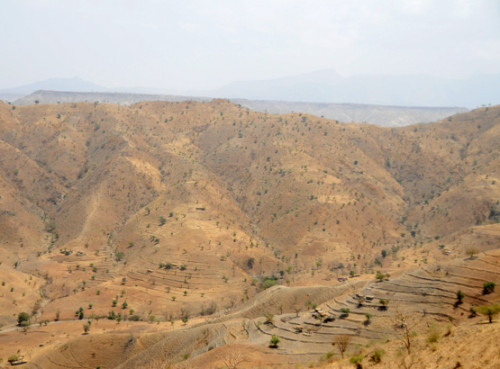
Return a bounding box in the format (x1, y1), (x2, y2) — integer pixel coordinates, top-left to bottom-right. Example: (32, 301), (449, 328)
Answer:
(0, 100), (498, 368)
(10, 90), (467, 127)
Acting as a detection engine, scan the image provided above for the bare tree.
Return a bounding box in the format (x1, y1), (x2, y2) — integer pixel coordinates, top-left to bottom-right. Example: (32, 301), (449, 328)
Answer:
(292, 295), (302, 317)
(221, 349), (246, 369)
(333, 334), (352, 358)
(394, 310), (415, 354)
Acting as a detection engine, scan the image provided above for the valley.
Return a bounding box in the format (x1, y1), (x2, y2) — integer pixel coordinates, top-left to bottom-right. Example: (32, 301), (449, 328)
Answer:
(0, 100), (499, 368)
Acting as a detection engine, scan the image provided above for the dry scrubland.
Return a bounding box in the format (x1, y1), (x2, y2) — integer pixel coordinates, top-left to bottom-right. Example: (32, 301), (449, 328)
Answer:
(0, 100), (499, 368)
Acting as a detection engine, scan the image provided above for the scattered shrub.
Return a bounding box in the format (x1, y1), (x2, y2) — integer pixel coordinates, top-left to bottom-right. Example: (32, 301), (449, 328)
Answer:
(269, 335), (280, 348)
(17, 312), (30, 326)
(350, 354), (364, 369)
(340, 308), (350, 318)
(260, 276), (277, 290)
(83, 323), (90, 334)
(483, 282), (496, 295)
(370, 349), (384, 363)
(456, 290), (464, 305)
(475, 303), (500, 323)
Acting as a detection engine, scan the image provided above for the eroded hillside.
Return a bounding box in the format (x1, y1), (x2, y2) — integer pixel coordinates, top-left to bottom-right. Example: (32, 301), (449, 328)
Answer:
(0, 100), (499, 368)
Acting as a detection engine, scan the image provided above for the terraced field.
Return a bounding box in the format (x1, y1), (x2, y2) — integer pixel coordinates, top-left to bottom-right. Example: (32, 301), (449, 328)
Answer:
(242, 249), (500, 361)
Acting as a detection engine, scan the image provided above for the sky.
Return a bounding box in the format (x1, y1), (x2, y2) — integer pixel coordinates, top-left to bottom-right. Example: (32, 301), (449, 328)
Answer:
(1, 0), (499, 90)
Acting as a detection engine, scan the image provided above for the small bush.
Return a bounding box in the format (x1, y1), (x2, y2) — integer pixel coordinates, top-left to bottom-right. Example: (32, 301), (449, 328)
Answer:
(364, 313), (372, 326)
(324, 351), (335, 360)
(483, 282), (496, 295)
(200, 301), (217, 316)
(264, 312), (274, 325)
(466, 247), (479, 258)
(379, 299), (389, 310)
(260, 276), (277, 290)
(17, 312), (30, 326)
(370, 349), (384, 363)
(427, 331), (440, 343)
(475, 303), (500, 323)
(269, 334), (280, 348)
(350, 354), (364, 368)
(340, 308), (350, 317)
(83, 323), (90, 334)
(159, 216), (166, 225)
(375, 270), (385, 281)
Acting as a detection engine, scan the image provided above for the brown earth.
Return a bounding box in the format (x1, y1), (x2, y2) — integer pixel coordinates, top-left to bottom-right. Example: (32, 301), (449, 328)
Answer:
(0, 100), (499, 368)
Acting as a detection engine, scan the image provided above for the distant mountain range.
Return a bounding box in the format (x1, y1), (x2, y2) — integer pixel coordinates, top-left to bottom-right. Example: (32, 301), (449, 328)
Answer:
(0, 77), (104, 95)
(10, 90), (466, 127)
(1, 70), (499, 109)
(2, 70), (499, 126)
(207, 69), (500, 109)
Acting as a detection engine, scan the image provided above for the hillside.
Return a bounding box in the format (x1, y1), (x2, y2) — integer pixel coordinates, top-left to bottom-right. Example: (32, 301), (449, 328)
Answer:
(10, 90), (466, 127)
(0, 100), (498, 368)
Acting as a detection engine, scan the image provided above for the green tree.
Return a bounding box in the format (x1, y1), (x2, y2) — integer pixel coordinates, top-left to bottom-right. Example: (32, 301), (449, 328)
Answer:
(483, 282), (496, 295)
(17, 312), (30, 326)
(379, 299), (389, 310)
(375, 270), (385, 281)
(260, 276), (277, 290)
(247, 257), (255, 269)
(364, 313), (372, 326)
(159, 216), (166, 226)
(180, 308), (189, 324)
(456, 290), (465, 304)
(340, 308), (350, 316)
(475, 304), (500, 323)
(269, 335), (280, 348)
(78, 307), (84, 320)
(83, 323), (90, 334)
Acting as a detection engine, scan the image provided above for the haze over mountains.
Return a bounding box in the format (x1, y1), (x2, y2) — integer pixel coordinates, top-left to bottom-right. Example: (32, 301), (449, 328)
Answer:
(2, 0), (500, 366)
(209, 69), (500, 108)
(0, 69), (500, 109)
(8, 69), (500, 127)
(2, 69), (498, 109)
(11, 89), (467, 128)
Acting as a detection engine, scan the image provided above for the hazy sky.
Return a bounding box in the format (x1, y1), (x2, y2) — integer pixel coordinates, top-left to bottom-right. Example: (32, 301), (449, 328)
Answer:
(2, 0), (499, 90)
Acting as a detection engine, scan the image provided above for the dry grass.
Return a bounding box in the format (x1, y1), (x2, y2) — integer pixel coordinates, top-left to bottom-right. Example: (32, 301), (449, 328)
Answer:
(0, 101), (498, 368)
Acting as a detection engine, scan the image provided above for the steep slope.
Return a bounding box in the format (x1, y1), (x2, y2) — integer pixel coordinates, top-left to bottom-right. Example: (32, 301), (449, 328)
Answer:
(0, 101), (498, 367)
